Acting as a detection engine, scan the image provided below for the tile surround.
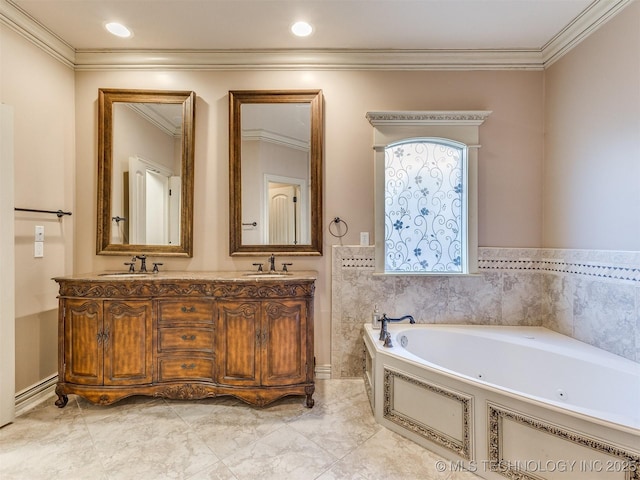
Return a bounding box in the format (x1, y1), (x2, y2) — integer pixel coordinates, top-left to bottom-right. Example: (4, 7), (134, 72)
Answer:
(331, 246), (640, 378)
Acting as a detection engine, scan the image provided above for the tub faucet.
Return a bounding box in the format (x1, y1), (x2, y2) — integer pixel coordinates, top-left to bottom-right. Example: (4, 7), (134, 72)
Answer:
(379, 314), (416, 342)
(268, 254), (276, 272)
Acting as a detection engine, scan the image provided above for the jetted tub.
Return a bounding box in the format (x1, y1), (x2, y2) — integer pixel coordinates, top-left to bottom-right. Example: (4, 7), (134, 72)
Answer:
(362, 324), (640, 480)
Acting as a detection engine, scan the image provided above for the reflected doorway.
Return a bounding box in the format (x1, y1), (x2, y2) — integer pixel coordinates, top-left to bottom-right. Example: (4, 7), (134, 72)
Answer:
(127, 155), (180, 245)
(264, 175), (308, 245)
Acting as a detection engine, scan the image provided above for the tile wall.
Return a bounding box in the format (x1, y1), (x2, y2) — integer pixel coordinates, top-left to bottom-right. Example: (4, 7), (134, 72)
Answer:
(331, 246), (640, 378)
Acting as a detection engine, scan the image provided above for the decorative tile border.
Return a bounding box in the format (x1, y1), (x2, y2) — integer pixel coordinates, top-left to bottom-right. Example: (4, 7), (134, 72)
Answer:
(478, 259), (640, 283)
(341, 255), (375, 269)
(488, 403), (640, 480)
(383, 367), (473, 460)
(338, 246), (640, 282)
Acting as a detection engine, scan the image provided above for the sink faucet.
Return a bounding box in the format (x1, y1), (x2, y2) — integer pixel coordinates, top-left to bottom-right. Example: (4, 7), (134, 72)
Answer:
(136, 255), (148, 273)
(124, 256), (136, 272)
(268, 254), (276, 272)
(379, 314), (415, 343)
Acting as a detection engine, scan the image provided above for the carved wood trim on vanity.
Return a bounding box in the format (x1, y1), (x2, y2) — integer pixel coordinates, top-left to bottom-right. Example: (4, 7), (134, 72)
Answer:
(54, 273), (316, 409)
(57, 280), (315, 299)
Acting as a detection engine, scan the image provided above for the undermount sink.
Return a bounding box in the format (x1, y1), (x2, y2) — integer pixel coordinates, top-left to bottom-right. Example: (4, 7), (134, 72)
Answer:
(243, 272), (293, 278)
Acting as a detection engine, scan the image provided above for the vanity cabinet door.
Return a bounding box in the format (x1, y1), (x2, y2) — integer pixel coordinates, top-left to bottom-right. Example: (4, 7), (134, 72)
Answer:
(216, 299), (309, 388)
(261, 300), (308, 386)
(103, 300), (153, 385)
(62, 299), (152, 386)
(63, 299), (103, 385)
(216, 301), (260, 386)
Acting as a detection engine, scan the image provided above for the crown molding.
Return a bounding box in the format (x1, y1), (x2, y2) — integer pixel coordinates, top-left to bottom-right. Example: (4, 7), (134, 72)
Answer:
(542, 0), (634, 67)
(1, 0), (633, 71)
(126, 104), (182, 137)
(0, 0), (75, 68)
(243, 129), (309, 151)
(73, 48), (544, 71)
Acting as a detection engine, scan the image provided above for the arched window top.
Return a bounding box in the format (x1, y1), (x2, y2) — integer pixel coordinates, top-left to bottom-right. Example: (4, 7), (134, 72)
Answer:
(387, 136), (466, 150)
(383, 138), (468, 273)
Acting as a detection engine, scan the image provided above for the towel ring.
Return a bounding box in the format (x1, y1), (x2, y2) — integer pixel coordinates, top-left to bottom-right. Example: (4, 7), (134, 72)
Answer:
(329, 217), (349, 238)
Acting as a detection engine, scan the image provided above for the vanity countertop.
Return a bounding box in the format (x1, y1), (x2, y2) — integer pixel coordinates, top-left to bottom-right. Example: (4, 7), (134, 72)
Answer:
(53, 271), (318, 282)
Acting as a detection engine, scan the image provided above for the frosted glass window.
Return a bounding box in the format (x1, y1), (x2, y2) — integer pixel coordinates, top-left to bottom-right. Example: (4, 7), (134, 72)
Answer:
(384, 138), (468, 273)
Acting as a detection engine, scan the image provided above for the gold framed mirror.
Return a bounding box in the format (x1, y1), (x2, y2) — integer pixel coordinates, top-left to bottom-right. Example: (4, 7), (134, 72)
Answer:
(96, 89), (196, 256)
(229, 90), (323, 256)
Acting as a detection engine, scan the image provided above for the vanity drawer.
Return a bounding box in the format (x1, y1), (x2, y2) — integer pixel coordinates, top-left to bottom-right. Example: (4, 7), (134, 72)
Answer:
(157, 357), (214, 381)
(158, 327), (213, 353)
(158, 300), (214, 325)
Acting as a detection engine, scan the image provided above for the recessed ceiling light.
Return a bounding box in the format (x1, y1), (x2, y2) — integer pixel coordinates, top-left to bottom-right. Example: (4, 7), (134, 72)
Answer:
(105, 22), (132, 38)
(291, 21), (313, 37)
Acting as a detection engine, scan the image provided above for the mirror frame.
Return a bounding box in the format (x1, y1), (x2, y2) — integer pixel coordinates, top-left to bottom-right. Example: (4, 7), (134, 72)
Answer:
(96, 88), (196, 257)
(229, 90), (323, 256)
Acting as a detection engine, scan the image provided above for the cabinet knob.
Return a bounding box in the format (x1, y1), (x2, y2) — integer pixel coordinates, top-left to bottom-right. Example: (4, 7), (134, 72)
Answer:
(181, 363), (196, 370)
(181, 334), (196, 341)
(181, 306), (196, 313)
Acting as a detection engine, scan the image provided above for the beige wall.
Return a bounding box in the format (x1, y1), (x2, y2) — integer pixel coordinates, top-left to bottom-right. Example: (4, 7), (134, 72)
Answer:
(75, 69), (544, 366)
(2, 1), (637, 386)
(1, 26), (75, 391)
(544, 1), (640, 250)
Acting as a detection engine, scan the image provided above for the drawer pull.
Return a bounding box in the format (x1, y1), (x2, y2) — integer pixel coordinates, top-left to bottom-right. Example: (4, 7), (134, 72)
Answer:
(181, 363), (196, 370)
(181, 306), (197, 313)
(181, 334), (196, 341)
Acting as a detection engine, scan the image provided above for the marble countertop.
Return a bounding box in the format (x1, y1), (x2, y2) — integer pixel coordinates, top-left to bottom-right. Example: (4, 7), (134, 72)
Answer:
(53, 270), (318, 282)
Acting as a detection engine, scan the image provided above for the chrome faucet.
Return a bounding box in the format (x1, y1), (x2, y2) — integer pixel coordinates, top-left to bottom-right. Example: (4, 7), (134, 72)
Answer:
(268, 254), (276, 272)
(379, 314), (415, 343)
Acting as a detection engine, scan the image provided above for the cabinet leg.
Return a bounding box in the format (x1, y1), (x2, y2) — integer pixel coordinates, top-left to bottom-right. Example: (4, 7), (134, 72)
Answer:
(54, 385), (68, 408)
(305, 385), (315, 408)
(305, 394), (315, 408)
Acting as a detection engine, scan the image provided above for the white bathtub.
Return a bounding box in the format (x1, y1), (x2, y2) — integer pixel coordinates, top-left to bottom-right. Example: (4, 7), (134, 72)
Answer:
(363, 324), (640, 480)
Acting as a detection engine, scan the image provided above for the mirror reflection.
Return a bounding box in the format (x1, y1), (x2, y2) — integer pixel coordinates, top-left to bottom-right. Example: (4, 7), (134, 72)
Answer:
(111, 102), (183, 245)
(97, 89), (195, 257)
(240, 103), (311, 246)
(229, 90), (323, 256)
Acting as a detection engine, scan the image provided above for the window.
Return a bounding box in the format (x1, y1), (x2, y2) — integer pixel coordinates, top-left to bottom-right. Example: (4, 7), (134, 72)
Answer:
(367, 110), (491, 275)
(384, 138), (468, 273)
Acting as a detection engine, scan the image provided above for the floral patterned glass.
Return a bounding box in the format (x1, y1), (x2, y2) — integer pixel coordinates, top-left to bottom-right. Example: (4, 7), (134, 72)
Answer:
(384, 138), (468, 273)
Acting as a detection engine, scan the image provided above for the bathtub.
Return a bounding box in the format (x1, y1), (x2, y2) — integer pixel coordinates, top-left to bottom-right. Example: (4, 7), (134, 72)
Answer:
(362, 324), (640, 480)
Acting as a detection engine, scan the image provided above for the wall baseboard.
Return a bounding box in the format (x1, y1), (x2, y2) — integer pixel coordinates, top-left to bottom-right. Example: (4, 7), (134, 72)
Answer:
(15, 374), (57, 417)
(315, 364), (331, 380)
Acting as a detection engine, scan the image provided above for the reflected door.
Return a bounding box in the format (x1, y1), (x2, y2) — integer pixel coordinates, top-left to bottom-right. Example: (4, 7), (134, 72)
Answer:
(128, 156), (173, 245)
(268, 184), (298, 244)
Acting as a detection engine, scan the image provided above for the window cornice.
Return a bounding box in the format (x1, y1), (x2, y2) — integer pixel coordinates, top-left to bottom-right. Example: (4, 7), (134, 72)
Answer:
(366, 111), (492, 127)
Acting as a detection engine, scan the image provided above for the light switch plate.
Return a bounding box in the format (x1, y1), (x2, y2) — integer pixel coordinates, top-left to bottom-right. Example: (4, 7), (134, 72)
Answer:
(35, 225), (44, 241)
(360, 232), (370, 246)
(34, 241), (44, 258)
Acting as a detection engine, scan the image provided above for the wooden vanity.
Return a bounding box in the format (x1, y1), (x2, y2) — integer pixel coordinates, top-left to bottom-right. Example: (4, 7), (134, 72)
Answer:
(53, 271), (316, 408)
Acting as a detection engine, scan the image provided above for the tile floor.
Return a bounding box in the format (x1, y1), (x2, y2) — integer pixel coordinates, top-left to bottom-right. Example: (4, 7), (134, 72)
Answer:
(0, 379), (481, 480)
